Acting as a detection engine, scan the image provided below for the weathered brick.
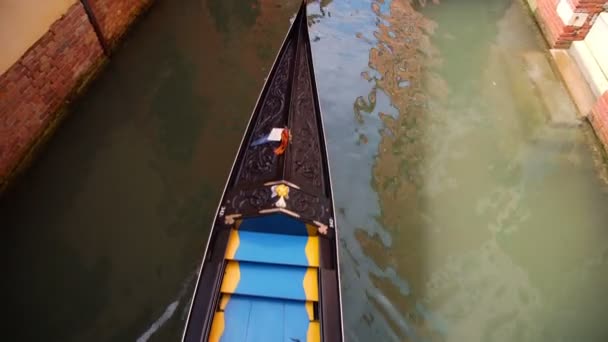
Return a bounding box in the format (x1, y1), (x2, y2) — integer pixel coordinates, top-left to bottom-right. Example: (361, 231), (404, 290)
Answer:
(1, 0), (151, 189)
(88, 0), (152, 47)
(536, 0), (607, 47)
(590, 91), (608, 150)
(0, 2), (98, 185)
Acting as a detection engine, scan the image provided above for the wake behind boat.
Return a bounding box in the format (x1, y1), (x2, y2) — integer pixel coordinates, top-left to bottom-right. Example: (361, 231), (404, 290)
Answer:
(181, 2), (344, 341)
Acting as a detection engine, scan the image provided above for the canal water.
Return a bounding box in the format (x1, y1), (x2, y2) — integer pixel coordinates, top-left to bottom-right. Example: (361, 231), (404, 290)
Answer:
(2, 0), (608, 341)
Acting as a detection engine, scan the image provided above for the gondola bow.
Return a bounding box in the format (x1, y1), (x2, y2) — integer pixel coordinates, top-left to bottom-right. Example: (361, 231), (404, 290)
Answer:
(182, 2), (344, 342)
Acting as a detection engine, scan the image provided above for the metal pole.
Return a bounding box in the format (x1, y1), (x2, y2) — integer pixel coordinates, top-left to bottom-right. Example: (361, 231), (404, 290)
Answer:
(80, 0), (110, 56)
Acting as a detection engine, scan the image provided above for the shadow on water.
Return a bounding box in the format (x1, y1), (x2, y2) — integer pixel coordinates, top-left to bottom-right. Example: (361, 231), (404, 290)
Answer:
(207, 0), (260, 35)
(1, 0), (299, 340)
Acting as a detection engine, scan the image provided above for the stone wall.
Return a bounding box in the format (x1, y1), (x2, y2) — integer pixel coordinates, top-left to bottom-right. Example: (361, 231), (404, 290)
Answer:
(0, 0), (152, 193)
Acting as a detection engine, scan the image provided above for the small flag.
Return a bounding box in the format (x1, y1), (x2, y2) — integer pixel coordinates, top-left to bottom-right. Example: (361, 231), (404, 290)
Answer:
(251, 128), (285, 146)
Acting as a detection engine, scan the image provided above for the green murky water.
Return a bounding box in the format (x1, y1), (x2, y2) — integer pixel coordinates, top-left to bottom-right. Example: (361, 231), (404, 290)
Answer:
(2, 0), (608, 341)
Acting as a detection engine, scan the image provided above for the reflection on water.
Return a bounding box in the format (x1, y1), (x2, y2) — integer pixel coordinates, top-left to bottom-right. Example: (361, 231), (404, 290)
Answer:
(3, 0), (608, 340)
(311, 0), (608, 341)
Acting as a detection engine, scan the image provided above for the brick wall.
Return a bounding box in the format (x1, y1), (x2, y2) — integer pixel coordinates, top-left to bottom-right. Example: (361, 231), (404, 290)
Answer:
(0, 0), (152, 192)
(567, 0), (607, 11)
(0, 2), (104, 190)
(88, 0), (152, 48)
(589, 91), (608, 152)
(536, 0), (607, 48)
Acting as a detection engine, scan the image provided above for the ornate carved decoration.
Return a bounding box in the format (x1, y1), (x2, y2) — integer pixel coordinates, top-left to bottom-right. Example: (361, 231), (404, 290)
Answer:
(223, 184), (330, 223)
(224, 17), (331, 224)
(236, 41), (295, 185)
(286, 38), (325, 194)
(288, 185), (329, 219)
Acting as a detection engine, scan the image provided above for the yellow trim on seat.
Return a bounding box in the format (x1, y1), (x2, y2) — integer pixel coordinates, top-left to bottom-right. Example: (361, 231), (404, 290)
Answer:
(225, 230), (240, 260)
(209, 312), (225, 342)
(305, 236), (319, 267)
(306, 302), (314, 321)
(303, 268), (319, 301)
(219, 294), (231, 311)
(221, 261), (240, 293)
(306, 223), (318, 236)
(307, 321), (320, 342)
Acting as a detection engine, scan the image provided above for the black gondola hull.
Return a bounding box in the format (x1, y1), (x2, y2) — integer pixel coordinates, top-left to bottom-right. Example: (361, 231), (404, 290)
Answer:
(182, 3), (344, 341)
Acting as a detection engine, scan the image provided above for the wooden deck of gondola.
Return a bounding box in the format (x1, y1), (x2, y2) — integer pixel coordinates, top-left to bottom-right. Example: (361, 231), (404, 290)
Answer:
(182, 2), (343, 341)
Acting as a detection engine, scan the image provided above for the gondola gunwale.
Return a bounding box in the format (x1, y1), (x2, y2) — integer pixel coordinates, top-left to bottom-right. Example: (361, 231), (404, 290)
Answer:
(181, 2), (344, 341)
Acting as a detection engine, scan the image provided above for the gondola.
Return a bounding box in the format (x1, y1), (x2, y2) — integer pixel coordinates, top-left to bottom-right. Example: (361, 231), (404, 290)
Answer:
(181, 2), (344, 341)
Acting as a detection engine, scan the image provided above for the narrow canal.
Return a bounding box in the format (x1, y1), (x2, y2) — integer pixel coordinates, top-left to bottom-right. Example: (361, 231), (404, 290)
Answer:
(2, 0), (608, 341)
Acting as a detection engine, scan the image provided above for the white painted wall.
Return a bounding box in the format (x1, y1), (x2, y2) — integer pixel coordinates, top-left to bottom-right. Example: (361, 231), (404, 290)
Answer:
(557, 0), (588, 27)
(569, 12), (608, 97)
(0, 0), (77, 75)
(585, 12), (608, 81)
(570, 41), (608, 97)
